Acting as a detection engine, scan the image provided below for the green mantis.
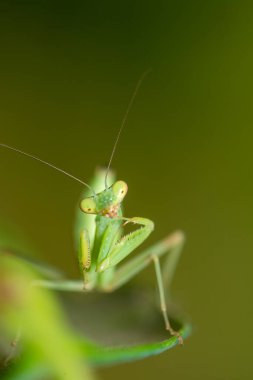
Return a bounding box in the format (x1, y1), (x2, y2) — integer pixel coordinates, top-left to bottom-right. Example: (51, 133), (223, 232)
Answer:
(0, 71), (186, 364)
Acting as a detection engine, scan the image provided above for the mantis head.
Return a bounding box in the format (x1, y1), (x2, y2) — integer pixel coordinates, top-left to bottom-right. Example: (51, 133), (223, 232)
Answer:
(80, 180), (128, 218)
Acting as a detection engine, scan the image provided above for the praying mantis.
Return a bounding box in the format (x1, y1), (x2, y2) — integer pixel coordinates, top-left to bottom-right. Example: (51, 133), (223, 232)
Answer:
(0, 71), (186, 364)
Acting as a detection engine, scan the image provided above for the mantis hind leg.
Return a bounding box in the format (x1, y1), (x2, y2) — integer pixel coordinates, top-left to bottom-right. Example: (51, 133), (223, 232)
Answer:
(101, 230), (185, 344)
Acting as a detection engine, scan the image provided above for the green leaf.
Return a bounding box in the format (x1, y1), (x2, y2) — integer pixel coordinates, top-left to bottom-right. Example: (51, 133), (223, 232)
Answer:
(63, 290), (192, 366)
(79, 321), (191, 366)
(0, 252), (94, 380)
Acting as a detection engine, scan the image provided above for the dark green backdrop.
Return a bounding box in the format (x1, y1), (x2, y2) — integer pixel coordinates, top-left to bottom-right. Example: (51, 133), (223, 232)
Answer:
(0, 2), (252, 379)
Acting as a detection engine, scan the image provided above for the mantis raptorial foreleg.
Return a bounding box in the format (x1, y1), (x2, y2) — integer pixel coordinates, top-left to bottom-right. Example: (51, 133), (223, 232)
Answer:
(97, 217), (154, 272)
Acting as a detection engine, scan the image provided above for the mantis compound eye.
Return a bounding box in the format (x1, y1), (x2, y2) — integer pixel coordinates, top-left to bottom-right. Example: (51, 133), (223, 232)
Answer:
(80, 197), (97, 214)
(112, 180), (128, 202)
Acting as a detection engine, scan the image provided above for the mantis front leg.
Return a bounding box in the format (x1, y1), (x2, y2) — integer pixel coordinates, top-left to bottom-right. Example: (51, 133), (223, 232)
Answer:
(36, 217), (155, 291)
(97, 217), (154, 272)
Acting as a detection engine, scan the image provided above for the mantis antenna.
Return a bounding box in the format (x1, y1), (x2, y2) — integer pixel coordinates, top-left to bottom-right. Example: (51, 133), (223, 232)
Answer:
(104, 68), (152, 189)
(0, 143), (96, 196)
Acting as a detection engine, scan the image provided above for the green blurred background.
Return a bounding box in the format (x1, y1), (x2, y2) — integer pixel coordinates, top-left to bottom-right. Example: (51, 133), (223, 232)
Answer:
(0, 1), (252, 379)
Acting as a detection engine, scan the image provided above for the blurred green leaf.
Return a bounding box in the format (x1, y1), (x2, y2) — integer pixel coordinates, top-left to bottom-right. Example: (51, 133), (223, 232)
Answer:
(80, 321), (191, 366)
(0, 251), (95, 380)
(62, 291), (192, 366)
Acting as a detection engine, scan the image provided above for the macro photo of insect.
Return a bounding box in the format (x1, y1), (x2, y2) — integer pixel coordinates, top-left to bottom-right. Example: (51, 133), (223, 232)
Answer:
(1, 2), (252, 380)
